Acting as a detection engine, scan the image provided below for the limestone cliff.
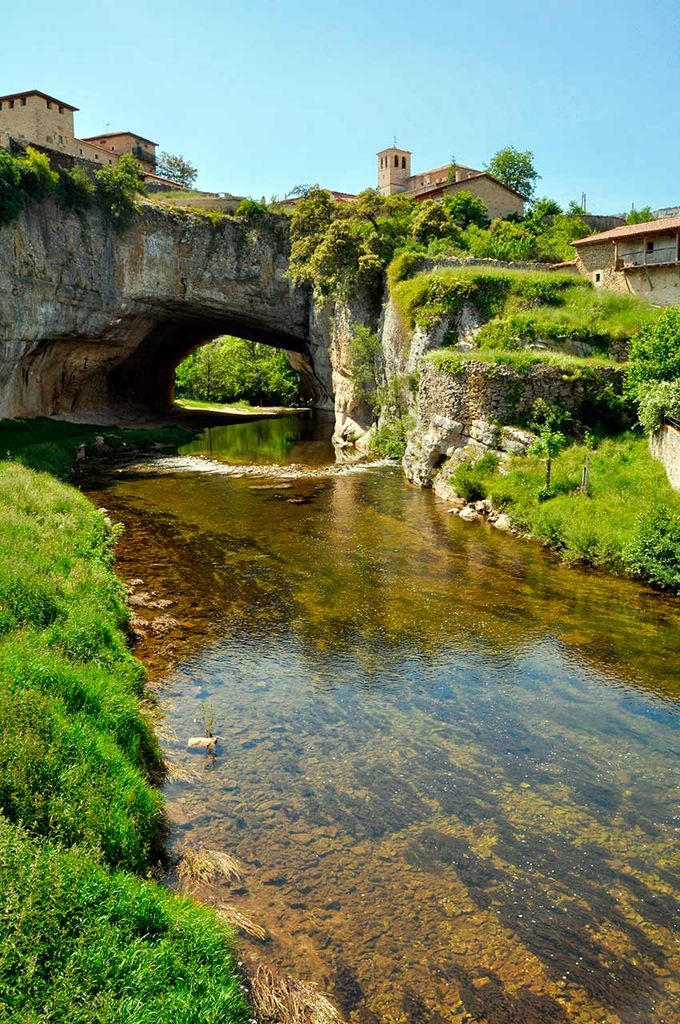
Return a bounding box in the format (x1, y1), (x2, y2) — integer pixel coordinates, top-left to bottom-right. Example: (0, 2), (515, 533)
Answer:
(0, 199), (332, 419)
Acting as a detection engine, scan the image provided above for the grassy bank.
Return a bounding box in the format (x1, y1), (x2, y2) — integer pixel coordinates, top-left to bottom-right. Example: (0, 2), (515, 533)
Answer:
(0, 462), (250, 1022)
(0, 417), (193, 478)
(450, 433), (680, 589)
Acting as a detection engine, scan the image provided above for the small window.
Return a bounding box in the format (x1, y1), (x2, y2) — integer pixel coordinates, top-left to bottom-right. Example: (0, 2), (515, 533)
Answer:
(47, 101), (52, 110)
(58, 105), (64, 114)
(0, 102), (3, 111)
(46, 135), (53, 142)
(8, 100), (14, 109)
(57, 134), (64, 144)
(594, 272), (601, 283)
(646, 240), (654, 253)
(20, 97), (26, 106)
(394, 154), (399, 167)
(402, 156), (406, 168)
(79, 148), (83, 155)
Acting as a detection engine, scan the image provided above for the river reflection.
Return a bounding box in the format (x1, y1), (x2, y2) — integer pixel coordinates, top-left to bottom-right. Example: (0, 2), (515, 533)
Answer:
(83, 416), (680, 1024)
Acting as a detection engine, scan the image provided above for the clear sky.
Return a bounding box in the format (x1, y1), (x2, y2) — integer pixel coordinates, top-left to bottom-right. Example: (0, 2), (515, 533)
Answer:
(2, 0), (679, 213)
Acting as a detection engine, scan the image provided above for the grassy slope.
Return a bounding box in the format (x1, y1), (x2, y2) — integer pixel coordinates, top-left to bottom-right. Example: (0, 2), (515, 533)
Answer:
(389, 264), (659, 356)
(0, 418), (194, 479)
(0, 463), (249, 1023)
(452, 433), (680, 581)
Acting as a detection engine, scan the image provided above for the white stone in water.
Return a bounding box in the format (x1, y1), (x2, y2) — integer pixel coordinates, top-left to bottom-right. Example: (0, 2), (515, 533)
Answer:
(458, 506), (481, 523)
(187, 736), (218, 751)
(493, 513), (512, 531)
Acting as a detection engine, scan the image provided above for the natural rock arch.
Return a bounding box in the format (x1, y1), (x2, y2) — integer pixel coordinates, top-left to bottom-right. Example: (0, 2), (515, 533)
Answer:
(0, 201), (333, 420)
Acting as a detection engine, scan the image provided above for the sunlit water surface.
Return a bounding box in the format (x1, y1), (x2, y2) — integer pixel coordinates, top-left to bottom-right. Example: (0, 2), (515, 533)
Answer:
(83, 414), (680, 1024)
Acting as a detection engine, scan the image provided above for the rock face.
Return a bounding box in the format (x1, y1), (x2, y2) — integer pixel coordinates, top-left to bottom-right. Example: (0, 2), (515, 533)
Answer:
(403, 356), (624, 491)
(0, 199), (333, 419)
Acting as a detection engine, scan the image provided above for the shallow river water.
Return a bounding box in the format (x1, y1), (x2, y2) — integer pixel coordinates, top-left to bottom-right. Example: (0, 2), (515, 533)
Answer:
(83, 413), (680, 1024)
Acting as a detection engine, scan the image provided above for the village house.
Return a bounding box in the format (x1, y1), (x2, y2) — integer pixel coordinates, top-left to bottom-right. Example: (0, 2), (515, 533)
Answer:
(0, 90), (165, 182)
(376, 146), (526, 218)
(572, 216), (680, 306)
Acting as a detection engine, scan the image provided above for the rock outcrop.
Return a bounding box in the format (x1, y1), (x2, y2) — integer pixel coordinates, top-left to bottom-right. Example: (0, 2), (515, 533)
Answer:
(0, 199), (332, 419)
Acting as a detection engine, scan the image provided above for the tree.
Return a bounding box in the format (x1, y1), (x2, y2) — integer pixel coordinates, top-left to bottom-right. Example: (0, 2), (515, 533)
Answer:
(95, 153), (144, 227)
(627, 307), (680, 394)
(445, 155), (457, 184)
(485, 147), (540, 199)
(442, 190), (489, 229)
(526, 197), (562, 225)
(410, 200), (451, 244)
(567, 199), (587, 216)
(353, 188), (385, 231)
(530, 424), (567, 492)
(156, 151), (198, 189)
(626, 205), (654, 225)
(174, 336), (303, 406)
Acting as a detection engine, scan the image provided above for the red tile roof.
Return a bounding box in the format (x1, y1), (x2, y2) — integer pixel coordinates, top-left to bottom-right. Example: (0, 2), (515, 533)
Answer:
(572, 216), (680, 246)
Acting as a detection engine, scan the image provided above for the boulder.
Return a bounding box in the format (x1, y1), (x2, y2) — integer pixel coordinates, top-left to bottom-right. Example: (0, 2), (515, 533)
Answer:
(493, 513), (512, 531)
(458, 506), (481, 523)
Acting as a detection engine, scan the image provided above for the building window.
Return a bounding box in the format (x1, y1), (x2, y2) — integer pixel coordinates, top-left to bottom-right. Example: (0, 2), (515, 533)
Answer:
(79, 148), (83, 155)
(46, 135), (53, 143)
(394, 155), (399, 167)
(57, 135), (64, 144)
(8, 100), (14, 109)
(402, 156), (406, 168)
(20, 98), (26, 106)
(646, 240), (654, 253)
(58, 105), (64, 114)
(594, 272), (601, 283)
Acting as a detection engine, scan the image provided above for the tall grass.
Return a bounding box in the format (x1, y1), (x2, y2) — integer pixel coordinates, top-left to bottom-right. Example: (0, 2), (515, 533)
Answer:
(454, 433), (680, 587)
(0, 462), (250, 1022)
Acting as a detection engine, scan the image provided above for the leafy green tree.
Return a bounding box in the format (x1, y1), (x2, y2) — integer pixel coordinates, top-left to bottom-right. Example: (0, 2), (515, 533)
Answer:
(445, 155), (457, 184)
(526, 197), (562, 226)
(155, 152), (198, 188)
(485, 147), (540, 199)
(442, 190), (489, 229)
(410, 200), (451, 244)
(353, 188), (385, 230)
(465, 218), (539, 262)
(567, 199), (587, 216)
(175, 336), (304, 406)
(95, 153), (144, 227)
(626, 205), (654, 225)
(530, 424), (567, 491)
(289, 187), (338, 287)
(0, 149), (24, 225)
(627, 307), (680, 394)
(626, 505), (680, 589)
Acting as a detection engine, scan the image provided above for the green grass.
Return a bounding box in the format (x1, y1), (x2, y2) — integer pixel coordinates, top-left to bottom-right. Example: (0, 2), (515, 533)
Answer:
(0, 462), (250, 1021)
(389, 265), (658, 357)
(176, 397), (263, 412)
(452, 433), (680, 587)
(0, 418), (194, 478)
(427, 347), (620, 372)
(0, 818), (250, 1024)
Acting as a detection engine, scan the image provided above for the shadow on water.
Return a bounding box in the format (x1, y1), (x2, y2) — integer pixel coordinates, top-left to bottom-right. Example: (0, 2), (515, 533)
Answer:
(82, 414), (680, 1024)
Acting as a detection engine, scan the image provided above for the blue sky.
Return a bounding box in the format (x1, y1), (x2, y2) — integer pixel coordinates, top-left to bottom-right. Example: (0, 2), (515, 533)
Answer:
(2, 0), (679, 213)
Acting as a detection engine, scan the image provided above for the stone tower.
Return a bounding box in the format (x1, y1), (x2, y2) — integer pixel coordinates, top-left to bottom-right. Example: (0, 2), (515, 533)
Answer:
(377, 146), (412, 196)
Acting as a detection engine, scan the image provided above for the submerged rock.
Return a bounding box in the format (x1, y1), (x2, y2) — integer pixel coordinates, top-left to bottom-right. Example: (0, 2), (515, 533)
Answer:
(187, 736), (218, 752)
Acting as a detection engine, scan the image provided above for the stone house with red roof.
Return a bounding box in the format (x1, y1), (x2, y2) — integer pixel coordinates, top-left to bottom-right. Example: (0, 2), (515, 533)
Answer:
(572, 217), (680, 305)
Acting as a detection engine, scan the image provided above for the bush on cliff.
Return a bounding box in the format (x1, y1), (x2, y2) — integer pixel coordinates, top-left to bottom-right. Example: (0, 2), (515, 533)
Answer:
(0, 148), (23, 225)
(0, 462), (249, 1022)
(95, 152), (145, 227)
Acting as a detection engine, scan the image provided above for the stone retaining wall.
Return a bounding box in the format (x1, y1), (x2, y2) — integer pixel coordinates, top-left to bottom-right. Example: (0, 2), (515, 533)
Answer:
(649, 422), (680, 492)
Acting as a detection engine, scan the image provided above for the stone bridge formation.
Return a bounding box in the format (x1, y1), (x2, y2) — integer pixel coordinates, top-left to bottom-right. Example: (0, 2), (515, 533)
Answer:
(0, 201), (334, 420)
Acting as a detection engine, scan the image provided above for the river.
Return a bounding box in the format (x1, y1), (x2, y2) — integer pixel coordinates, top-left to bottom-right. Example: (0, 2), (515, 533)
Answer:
(82, 412), (679, 1024)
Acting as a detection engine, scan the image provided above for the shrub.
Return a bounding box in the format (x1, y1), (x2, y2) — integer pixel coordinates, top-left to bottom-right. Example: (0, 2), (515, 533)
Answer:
(349, 325), (381, 409)
(0, 148), (24, 225)
(451, 452), (499, 501)
(637, 380), (680, 433)
(410, 200), (455, 245)
(625, 505), (680, 589)
(17, 146), (58, 200)
(627, 307), (680, 393)
(95, 153), (144, 227)
(235, 196), (268, 223)
(56, 165), (94, 213)
(370, 416), (412, 459)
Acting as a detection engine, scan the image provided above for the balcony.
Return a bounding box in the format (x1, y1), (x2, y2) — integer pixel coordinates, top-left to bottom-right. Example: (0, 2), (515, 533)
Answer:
(132, 145), (156, 166)
(617, 244), (679, 270)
